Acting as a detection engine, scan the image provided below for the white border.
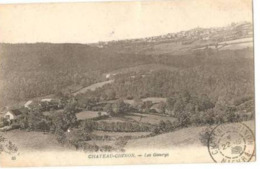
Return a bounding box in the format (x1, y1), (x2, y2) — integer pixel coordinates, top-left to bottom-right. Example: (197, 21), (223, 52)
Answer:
(0, 0), (259, 169)
(1, 0), (153, 4)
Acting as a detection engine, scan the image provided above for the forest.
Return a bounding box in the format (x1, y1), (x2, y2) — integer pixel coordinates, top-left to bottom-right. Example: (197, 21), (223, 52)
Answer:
(76, 48), (254, 105)
(0, 40), (254, 152)
(0, 43), (153, 106)
(0, 42), (254, 108)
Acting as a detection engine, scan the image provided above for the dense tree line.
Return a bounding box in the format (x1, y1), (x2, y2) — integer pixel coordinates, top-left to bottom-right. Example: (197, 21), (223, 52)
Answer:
(0, 43), (253, 109)
(12, 100), (79, 133)
(76, 48), (254, 110)
(0, 43), (154, 106)
(80, 120), (154, 132)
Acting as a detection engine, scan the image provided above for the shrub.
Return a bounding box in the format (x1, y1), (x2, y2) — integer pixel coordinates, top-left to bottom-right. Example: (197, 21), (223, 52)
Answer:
(199, 126), (213, 146)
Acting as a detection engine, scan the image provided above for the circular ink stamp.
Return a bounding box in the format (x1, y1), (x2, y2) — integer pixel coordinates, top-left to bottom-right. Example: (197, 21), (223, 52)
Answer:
(208, 123), (255, 163)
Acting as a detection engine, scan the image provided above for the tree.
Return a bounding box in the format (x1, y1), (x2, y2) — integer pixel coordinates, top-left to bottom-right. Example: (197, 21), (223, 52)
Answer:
(111, 100), (129, 116)
(157, 101), (166, 114)
(199, 126), (213, 146)
(184, 102), (195, 113)
(159, 120), (166, 132)
(0, 117), (8, 127)
(106, 89), (116, 100)
(180, 91), (191, 104)
(98, 111), (102, 117)
(133, 97), (143, 112)
(198, 94), (214, 111)
(80, 120), (95, 133)
(51, 106), (77, 132)
(167, 96), (176, 106)
(165, 120), (173, 131)
(142, 101), (153, 113)
(174, 100), (185, 115)
(104, 104), (113, 114)
(55, 128), (66, 144)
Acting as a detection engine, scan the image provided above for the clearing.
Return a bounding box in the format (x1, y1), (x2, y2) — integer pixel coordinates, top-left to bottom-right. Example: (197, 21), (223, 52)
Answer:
(76, 111), (108, 120)
(125, 112), (177, 125)
(92, 130), (150, 137)
(73, 80), (114, 95)
(105, 64), (178, 76)
(124, 97), (166, 105)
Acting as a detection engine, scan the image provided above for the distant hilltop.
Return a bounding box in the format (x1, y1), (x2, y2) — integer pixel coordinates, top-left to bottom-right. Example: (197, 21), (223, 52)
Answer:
(92, 21), (253, 48)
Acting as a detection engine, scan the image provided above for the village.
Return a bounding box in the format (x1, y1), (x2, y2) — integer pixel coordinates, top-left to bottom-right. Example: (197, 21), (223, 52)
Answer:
(95, 22), (253, 48)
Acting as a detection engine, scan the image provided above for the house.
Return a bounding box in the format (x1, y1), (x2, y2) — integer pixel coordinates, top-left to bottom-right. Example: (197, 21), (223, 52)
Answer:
(106, 74), (111, 79)
(105, 73), (116, 79)
(99, 111), (109, 116)
(41, 98), (52, 102)
(4, 109), (22, 121)
(24, 100), (33, 109)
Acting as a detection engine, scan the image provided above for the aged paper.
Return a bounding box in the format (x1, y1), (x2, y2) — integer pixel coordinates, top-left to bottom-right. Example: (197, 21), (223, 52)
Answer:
(0, 0), (255, 167)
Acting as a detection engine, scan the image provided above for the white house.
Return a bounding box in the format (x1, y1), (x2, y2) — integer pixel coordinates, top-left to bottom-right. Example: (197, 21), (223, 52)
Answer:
(24, 100), (33, 109)
(100, 111), (109, 116)
(41, 98), (52, 102)
(4, 109), (22, 121)
(105, 74), (111, 79)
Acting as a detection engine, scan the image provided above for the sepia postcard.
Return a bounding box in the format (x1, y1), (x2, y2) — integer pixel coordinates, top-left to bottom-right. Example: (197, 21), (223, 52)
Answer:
(0, 0), (256, 167)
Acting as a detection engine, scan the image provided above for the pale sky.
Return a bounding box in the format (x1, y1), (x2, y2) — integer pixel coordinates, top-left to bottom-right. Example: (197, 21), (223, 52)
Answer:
(0, 0), (253, 43)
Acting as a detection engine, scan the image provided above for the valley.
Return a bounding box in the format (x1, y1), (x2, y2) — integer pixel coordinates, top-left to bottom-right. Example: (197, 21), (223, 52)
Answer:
(0, 21), (255, 154)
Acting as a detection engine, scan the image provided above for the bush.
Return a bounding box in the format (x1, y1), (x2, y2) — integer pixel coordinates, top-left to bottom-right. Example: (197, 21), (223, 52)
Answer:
(99, 145), (114, 152)
(199, 126), (213, 146)
(55, 128), (66, 144)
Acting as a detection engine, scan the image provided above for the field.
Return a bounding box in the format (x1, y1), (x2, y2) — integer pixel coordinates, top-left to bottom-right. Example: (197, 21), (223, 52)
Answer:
(76, 111), (108, 120)
(124, 97), (166, 105)
(125, 113), (177, 125)
(73, 80), (114, 95)
(220, 42), (253, 50)
(105, 64), (178, 76)
(98, 116), (129, 123)
(83, 111), (177, 125)
(0, 130), (69, 152)
(143, 40), (202, 55)
(142, 97), (167, 103)
(86, 140), (116, 147)
(125, 120), (255, 150)
(191, 37), (253, 51)
(86, 131), (152, 148)
(2, 120), (254, 154)
(219, 37), (253, 44)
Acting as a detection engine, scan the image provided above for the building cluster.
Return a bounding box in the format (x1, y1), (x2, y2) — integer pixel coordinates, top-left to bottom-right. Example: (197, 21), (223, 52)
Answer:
(94, 22), (253, 47)
(1, 98), (61, 124)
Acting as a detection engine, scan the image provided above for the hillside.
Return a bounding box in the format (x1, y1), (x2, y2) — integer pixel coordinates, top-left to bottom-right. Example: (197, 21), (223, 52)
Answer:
(0, 43), (154, 106)
(125, 120), (255, 150)
(0, 22), (254, 107)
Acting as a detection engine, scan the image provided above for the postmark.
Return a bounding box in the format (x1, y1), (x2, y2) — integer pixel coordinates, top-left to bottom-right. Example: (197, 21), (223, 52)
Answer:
(208, 123), (255, 163)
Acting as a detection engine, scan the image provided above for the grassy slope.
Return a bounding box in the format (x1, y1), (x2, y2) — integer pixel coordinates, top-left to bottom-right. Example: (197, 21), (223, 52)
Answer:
(0, 121), (254, 153)
(73, 80), (114, 95)
(125, 120), (255, 150)
(0, 130), (70, 152)
(125, 113), (177, 125)
(105, 63), (178, 75)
